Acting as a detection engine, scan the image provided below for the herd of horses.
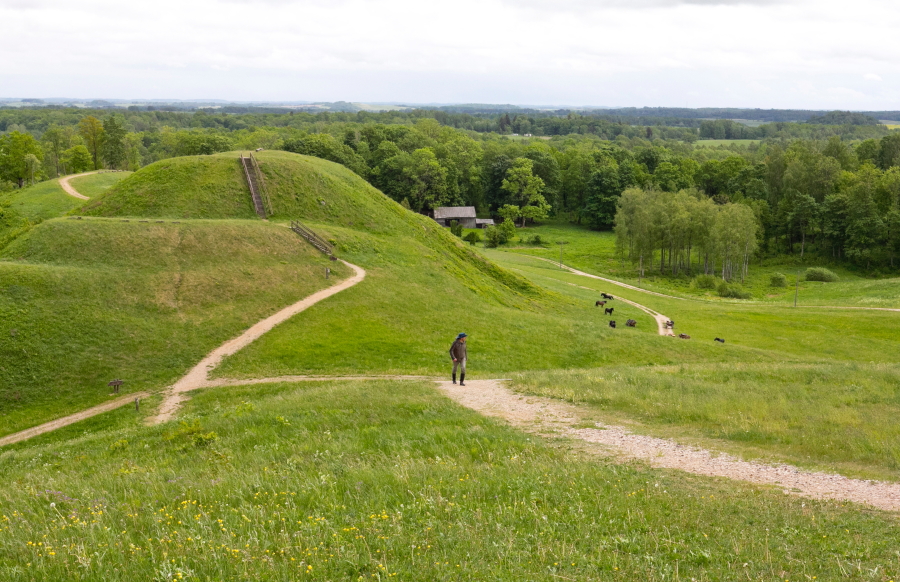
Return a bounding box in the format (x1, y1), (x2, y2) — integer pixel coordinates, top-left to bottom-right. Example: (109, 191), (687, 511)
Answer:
(594, 293), (723, 343)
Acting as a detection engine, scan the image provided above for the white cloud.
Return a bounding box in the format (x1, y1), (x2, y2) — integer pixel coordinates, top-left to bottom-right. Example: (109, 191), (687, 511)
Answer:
(0, 0), (899, 107)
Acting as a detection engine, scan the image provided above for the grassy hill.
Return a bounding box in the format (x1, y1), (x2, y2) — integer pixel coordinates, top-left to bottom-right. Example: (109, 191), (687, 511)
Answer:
(0, 218), (343, 436)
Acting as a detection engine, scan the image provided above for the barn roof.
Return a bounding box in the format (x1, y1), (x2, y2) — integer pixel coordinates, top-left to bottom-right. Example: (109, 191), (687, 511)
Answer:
(434, 206), (476, 220)
(476, 218), (495, 225)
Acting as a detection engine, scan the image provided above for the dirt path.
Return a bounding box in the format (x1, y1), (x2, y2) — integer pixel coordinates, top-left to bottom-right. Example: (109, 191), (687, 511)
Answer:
(0, 392), (149, 447)
(0, 261), (367, 446)
(439, 379), (900, 512)
(59, 171), (102, 200)
(148, 261), (367, 424)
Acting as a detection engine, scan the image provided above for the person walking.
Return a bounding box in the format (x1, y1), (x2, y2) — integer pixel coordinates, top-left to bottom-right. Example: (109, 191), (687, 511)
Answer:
(450, 333), (468, 386)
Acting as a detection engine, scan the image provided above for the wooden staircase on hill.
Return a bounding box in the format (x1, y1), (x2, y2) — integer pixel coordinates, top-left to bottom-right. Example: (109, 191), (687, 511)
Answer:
(290, 220), (334, 256)
(239, 153), (273, 219)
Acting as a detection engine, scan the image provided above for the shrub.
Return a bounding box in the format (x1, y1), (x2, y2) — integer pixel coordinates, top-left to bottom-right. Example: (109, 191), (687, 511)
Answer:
(463, 231), (482, 245)
(449, 220), (463, 238)
(526, 234), (545, 246)
(717, 281), (751, 299)
(484, 225), (502, 248)
(693, 274), (717, 290)
(498, 219), (516, 244)
(770, 272), (788, 287)
(804, 267), (839, 282)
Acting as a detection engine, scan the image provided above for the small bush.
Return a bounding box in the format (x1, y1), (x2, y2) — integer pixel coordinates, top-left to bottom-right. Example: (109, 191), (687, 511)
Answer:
(717, 281), (751, 299)
(449, 220), (463, 238)
(770, 273), (788, 287)
(526, 234), (545, 246)
(693, 274), (717, 290)
(498, 219), (516, 244)
(463, 231), (481, 245)
(484, 225), (502, 248)
(804, 267), (839, 282)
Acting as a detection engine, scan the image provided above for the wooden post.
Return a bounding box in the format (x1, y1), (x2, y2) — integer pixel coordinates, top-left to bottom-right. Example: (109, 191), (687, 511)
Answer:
(326, 267), (330, 280)
(794, 269), (800, 307)
(135, 398), (140, 412)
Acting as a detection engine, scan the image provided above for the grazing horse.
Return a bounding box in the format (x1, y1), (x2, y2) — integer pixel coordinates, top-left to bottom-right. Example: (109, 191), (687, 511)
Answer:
(714, 338), (725, 343)
(595, 300), (607, 307)
(609, 320), (616, 328)
(604, 307), (614, 315)
(626, 319), (637, 327)
(678, 333), (691, 340)
(601, 293), (614, 300)
(665, 320), (674, 329)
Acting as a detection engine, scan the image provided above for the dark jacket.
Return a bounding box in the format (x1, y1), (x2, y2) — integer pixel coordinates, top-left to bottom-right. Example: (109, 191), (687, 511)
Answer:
(449, 339), (467, 361)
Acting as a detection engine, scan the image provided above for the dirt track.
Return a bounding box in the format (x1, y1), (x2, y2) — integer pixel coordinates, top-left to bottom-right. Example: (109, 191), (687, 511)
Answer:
(148, 261), (367, 424)
(439, 379), (900, 512)
(58, 171), (100, 200)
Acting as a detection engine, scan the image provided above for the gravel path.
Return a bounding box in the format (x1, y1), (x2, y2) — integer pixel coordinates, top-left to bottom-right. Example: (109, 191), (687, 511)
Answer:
(439, 379), (900, 512)
(148, 261), (367, 424)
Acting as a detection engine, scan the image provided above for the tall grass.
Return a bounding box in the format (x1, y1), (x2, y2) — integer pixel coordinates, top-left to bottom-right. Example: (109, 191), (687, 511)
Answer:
(1, 380), (898, 580)
(512, 362), (900, 479)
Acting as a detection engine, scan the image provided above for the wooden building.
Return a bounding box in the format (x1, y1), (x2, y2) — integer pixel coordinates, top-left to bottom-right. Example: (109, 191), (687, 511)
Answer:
(433, 207), (477, 229)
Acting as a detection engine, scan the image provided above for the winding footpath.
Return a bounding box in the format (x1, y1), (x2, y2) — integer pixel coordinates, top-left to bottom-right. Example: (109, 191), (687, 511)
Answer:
(59, 170), (102, 200)
(148, 262), (367, 424)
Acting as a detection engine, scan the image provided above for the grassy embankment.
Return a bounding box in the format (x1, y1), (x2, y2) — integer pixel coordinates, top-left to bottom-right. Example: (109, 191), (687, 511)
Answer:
(1, 379), (898, 581)
(0, 218), (344, 437)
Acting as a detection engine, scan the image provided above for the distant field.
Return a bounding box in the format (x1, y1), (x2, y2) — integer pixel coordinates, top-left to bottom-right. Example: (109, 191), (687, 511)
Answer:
(501, 220), (900, 308)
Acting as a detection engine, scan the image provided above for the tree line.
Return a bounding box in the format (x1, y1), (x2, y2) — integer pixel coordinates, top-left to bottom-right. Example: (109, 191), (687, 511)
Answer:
(3, 106), (900, 270)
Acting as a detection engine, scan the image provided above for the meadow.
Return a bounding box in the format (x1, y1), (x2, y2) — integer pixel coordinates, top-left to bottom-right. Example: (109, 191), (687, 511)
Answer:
(1, 379), (898, 581)
(487, 252), (900, 478)
(498, 219), (900, 307)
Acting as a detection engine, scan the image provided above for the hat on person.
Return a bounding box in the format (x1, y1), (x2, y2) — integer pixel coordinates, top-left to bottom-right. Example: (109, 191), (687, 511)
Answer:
(456, 333), (467, 339)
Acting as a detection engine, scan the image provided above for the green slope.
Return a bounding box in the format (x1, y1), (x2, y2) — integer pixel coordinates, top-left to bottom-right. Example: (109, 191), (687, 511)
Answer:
(0, 218), (344, 436)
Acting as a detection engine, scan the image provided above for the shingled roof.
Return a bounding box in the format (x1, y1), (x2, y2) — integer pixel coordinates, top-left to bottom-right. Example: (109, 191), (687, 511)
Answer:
(433, 206), (476, 220)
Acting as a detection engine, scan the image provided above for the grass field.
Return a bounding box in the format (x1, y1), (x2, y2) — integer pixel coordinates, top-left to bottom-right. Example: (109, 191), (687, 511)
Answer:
(487, 251), (900, 478)
(1, 379), (898, 581)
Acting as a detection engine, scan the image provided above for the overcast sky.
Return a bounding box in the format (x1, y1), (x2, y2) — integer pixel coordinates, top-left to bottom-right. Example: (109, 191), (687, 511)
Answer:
(1, 0), (898, 109)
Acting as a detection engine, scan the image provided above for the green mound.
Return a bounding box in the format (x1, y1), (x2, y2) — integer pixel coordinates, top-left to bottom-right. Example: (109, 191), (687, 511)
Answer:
(81, 156), (255, 219)
(81, 151), (419, 233)
(0, 218), (344, 437)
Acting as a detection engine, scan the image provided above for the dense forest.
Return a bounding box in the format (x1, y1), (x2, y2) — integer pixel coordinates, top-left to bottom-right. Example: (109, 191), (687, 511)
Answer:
(2, 106), (900, 274)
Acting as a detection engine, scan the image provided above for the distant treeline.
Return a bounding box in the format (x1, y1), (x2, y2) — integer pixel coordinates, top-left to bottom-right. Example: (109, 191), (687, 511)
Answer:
(2, 106), (900, 271)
